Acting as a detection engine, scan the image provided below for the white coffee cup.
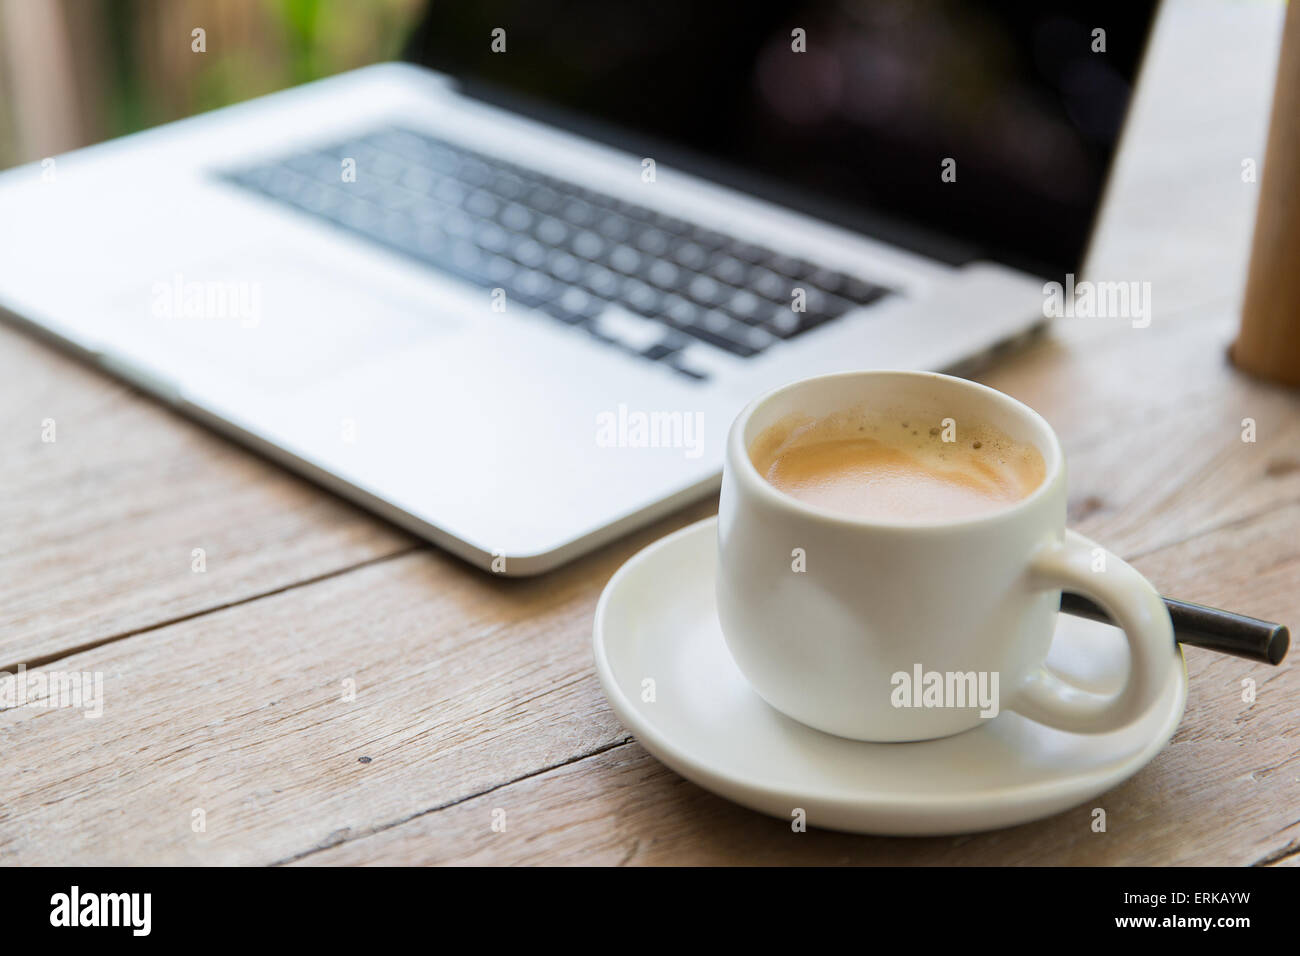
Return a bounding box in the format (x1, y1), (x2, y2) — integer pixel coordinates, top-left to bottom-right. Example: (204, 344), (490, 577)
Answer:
(716, 369), (1178, 742)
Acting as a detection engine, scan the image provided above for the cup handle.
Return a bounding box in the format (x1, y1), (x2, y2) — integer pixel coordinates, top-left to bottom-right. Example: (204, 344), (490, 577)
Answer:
(1010, 530), (1178, 734)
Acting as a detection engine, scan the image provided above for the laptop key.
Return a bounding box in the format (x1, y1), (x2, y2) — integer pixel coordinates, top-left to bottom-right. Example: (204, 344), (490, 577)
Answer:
(261, 166), (307, 200)
(409, 197), (445, 224)
(661, 293), (705, 329)
(434, 178), (468, 206)
(749, 267), (790, 302)
(293, 182), (334, 215)
(642, 341), (682, 362)
(499, 202), (533, 232)
(492, 172), (526, 201)
(561, 197), (596, 226)
(465, 191), (499, 219)
(633, 227), (671, 256)
(686, 274), (728, 308)
(668, 362), (708, 381)
(374, 183), (421, 211)
(456, 158), (492, 187)
(799, 287), (856, 320)
(762, 295), (853, 337)
(607, 245), (642, 275)
(378, 212), (416, 246)
(763, 304), (806, 338)
(338, 198), (381, 231)
(639, 331), (689, 361)
(431, 207), (469, 237)
(613, 198), (655, 222)
(651, 212), (689, 234)
(589, 305), (666, 352)
(767, 254), (816, 279)
(363, 150), (405, 181)
(547, 250), (583, 283)
(707, 254), (748, 286)
(526, 184), (561, 213)
(689, 225), (729, 249)
(806, 268), (889, 305)
(581, 264), (621, 299)
(413, 225), (449, 259)
(398, 166), (438, 194)
(685, 310), (769, 357)
(571, 230), (605, 260)
(727, 241), (769, 264)
(534, 216), (569, 246)
(473, 221), (510, 253)
(620, 278), (662, 316)
(672, 242), (709, 270)
(725, 289), (766, 325)
(484, 254), (517, 285)
(445, 240), (494, 286)
(732, 322), (778, 354)
(285, 153), (340, 185)
(842, 276), (891, 305)
(509, 269), (558, 307)
(544, 286), (605, 324)
(511, 237), (546, 268)
(645, 259), (680, 290)
(597, 214), (633, 243)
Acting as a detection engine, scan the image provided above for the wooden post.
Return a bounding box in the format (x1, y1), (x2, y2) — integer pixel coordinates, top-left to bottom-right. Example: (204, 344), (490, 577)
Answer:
(1234, 0), (1300, 387)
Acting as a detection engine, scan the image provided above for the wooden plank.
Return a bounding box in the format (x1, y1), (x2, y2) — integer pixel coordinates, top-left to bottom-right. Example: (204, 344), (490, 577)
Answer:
(0, 498), (715, 865)
(300, 500), (1300, 866)
(0, 324), (414, 666)
(981, 310), (1246, 451)
(988, 317), (1300, 563)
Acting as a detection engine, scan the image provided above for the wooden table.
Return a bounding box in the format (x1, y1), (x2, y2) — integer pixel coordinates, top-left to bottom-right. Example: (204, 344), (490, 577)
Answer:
(2, 0), (1297, 866)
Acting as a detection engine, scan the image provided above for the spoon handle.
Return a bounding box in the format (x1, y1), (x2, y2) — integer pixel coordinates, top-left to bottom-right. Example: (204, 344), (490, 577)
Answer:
(1059, 592), (1290, 665)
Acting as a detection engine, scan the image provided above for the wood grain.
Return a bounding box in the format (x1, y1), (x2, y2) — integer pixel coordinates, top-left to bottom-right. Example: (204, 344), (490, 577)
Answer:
(301, 501), (1300, 866)
(0, 499), (714, 865)
(0, 325), (414, 667)
(1, 396), (1294, 865)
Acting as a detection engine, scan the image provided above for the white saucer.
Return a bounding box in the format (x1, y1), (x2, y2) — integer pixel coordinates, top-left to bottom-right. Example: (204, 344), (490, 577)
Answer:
(593, 517), (1187, 836)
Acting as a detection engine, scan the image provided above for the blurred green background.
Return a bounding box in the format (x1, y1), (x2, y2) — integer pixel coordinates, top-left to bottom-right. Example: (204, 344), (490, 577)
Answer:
(0, 0), (425, 168)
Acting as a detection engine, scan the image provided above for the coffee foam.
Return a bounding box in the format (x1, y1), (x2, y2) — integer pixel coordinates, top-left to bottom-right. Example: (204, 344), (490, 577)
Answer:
(749, 406), (1046, 522)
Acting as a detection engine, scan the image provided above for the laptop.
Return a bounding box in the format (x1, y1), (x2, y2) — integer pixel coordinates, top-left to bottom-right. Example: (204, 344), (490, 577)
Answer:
(0, 0), (1158, 574)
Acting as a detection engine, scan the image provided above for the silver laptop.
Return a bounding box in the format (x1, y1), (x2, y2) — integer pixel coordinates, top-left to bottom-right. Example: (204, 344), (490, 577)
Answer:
(0, 1), (1157, 574)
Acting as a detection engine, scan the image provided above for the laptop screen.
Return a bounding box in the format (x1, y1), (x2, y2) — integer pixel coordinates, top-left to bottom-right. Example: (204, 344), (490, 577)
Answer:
(405, 1), (1158, 278)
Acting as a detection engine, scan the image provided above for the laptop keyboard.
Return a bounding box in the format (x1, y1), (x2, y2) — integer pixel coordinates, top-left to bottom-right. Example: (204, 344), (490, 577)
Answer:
(222, 126), (893, 381)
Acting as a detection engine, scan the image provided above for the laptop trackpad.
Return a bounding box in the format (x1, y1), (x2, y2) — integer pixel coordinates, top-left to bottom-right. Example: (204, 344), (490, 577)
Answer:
(110, 252), (456, 392)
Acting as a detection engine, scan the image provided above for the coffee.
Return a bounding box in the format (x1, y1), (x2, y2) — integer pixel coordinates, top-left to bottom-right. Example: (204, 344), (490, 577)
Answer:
(750, 409), (1045, 521)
